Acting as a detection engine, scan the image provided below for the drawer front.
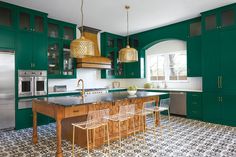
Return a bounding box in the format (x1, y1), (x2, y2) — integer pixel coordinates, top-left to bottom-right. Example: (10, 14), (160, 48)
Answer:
(65, 105), (87, 118)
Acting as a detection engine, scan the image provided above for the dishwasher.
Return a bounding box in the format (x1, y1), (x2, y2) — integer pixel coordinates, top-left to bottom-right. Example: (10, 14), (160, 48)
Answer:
(169, 92), (186, 116)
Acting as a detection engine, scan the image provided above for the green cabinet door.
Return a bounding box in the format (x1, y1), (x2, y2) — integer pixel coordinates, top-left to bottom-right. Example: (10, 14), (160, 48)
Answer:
(32, 34), (47, 70)
(15, 109), (33, 130)
(221, 94), (236, 126)
(187, 36), (202, 77)
(202, 31), (221, 92)
(16, 31), (33, 70)
(0, 29), (15, 49)
(187, 92), (202, 120)
(220, 28), (236, 93)
(202, 92), (222, 124)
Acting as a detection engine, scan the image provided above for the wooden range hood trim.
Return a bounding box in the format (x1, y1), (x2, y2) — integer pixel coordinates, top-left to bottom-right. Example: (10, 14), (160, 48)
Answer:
(76, 56), (112, 69)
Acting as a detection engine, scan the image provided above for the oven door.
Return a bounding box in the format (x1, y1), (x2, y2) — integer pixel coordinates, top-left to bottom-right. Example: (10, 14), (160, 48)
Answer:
(18, 77), (34, 97)
(34, 77), (47, 96)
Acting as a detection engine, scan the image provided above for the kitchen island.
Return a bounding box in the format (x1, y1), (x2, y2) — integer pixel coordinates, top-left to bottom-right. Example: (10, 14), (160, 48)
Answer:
(32, 91), (166, 157)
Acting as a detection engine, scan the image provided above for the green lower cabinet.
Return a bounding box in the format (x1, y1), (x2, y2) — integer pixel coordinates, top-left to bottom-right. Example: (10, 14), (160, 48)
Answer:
(187, 92), (202, 120)
(0, 28), (15, 49)
(15, 109), (33, 130)
(221, 94), (236, 126)
(203, 92), (222, 124)
(16, 109), (53, 130)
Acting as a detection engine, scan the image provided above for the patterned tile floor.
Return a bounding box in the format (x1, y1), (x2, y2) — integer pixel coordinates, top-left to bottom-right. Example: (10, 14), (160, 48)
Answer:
(0, 116), (236, 157)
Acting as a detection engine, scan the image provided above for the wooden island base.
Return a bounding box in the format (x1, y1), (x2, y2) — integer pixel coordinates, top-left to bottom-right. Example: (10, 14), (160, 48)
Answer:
(61, 97), (160, 148)
(32, 92), (163, 157)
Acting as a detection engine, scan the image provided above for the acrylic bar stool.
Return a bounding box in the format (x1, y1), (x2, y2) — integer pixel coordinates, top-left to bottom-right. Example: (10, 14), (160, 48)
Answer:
(108, 104), (136, 147)
(144, 98), (171, 136)
(72, 109), (110, 157)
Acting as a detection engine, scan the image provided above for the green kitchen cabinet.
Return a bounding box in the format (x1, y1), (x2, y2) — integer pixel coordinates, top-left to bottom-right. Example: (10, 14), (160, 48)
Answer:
(0, 29), (15, 50)
(16, 31), (47, 70)
(221, 94), (236, 126)
(187, 18), (202, 77)
(47, 18), (76, 79)
(17, 8), (47, 34)
(187, 92), (202, 120)
(0, 2), (16, 49)
(202, 31), (221, 92)
(15, 109), (33, 130)
(202, 92), (222, 124)
(0, 2), (16, 30)
(124, 37), (141, 78)
(220, 28), (236, 93)
(202, 4), (236, 33)
(101, 32), (126, 79)
(203, 92), (236, 127)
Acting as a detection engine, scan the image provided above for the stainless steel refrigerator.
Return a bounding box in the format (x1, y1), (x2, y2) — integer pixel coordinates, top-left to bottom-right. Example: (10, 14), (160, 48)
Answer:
(0, 51), (15, 130)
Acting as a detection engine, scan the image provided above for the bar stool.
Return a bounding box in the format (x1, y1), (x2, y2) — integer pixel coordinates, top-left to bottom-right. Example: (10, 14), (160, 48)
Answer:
(108, 104), (136, 147)
(72, 108), (110, 157)
(144, 98), (171, 136)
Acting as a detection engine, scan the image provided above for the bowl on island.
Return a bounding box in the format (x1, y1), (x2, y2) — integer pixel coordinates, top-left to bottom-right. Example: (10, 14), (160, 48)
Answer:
(127, 90), (137, 96)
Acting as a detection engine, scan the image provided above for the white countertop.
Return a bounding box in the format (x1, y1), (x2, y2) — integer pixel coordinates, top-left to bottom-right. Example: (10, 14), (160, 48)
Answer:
(138, 88), (202, 92)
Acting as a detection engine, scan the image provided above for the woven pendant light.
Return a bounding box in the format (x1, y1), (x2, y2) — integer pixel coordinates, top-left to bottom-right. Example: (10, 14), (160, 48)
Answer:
(70, 0), (95, 58)
(119, 5), (138, 63)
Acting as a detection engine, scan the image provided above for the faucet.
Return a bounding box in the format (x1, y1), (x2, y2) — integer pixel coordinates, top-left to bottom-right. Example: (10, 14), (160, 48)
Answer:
(78, 79), (85, 97)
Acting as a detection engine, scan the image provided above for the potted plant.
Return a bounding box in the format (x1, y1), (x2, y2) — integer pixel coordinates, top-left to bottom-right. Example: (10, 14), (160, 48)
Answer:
(127, 85), (137, 96)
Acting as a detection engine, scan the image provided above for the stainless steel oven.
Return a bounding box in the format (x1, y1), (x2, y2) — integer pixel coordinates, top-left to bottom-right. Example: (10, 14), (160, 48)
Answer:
(18, 70), (47, 97)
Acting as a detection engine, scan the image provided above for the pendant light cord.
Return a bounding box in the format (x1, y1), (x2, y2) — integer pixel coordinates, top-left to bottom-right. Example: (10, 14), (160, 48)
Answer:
(81, 0), (84, 36)
(126, 6), (130, 46)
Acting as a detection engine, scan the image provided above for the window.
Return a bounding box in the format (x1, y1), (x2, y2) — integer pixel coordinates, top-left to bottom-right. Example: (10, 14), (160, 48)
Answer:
(147, 51), (187, 81)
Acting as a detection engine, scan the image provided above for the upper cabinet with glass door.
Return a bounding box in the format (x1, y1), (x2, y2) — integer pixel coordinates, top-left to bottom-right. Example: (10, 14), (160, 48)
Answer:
(202, 4), (236, 33)
(0, 2), (16, 29)
(17, 8), (47, 34)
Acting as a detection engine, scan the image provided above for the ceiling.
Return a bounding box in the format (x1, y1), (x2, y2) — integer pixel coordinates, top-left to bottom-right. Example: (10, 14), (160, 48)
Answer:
(3, 0), (236, 35)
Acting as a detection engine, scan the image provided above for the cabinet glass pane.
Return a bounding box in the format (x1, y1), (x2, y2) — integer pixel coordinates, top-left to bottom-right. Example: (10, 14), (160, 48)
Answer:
(107, 51), (115, 76)
(205, 14), (217, 30)
(117, 39), (123, 49)
(48, 23), (59, 38)
(63, 43), (74, 76)
(190, 22), (201, 37)
(221, 9), (235, 27)
(34, 16), (44, 32)
(107, 37), (114, 48)
(19, 12), (30, 31)
(133, 39), (139, 48)
(0, 7), (12, 27)
(63, 26), (74, 40)
(48, 43), (60, 75)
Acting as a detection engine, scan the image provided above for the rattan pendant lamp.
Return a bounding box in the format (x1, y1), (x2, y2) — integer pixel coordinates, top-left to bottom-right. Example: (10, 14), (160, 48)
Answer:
(70, 0), (95, 58)
(118, 5), (138, 63)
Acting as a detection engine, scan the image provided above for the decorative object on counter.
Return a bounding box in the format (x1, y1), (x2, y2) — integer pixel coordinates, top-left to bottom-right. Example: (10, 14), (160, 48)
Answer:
(53, 85), (67, 92)
(127, 85), (137, 95)
(112, 81), (120, 88)
(144, 82), (153, 89)
(118, 5), (138, 63)
(70, 0), (95, 58)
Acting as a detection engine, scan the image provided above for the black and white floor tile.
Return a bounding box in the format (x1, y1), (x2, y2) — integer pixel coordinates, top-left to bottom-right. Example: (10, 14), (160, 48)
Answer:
(0, 116), (236, 157)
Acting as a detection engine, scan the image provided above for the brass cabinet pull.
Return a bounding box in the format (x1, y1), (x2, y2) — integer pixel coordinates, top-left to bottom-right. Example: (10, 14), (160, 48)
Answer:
(221, 97), (223, 102)
(220, 76), (223, 88)
(218, 96), (221, 102)
(217, 76), (220, 88)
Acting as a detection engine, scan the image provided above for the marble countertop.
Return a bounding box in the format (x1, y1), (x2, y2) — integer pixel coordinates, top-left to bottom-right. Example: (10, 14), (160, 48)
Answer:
(37, 91), (167, 107)
(137, 88), (202, 92)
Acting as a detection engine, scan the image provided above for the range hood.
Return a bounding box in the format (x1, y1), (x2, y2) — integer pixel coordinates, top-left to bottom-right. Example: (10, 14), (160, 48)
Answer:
(76, 26), (111, 69)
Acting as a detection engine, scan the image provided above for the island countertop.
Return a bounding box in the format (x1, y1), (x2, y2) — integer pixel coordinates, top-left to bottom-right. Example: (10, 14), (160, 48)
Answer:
(36, 91), (167, 107)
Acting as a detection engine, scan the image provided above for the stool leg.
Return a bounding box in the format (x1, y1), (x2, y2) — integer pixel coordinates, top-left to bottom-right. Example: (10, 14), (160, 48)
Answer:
(93, 129), (95, 148)
(106, 124), (110, 155)
(72, 125), (75, 157)
(132, 117), (136, 144)
(159, 112), (163, 137)
(118, 121), (121, 147)
(86, 129), (90, 156)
